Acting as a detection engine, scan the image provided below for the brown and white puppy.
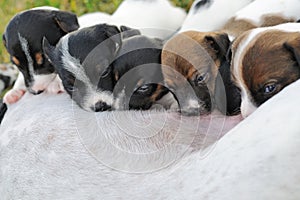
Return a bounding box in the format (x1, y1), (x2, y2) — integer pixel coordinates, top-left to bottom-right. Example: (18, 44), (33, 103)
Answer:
(231, 22), (300, 118)
(223, 0), (300, 39)
(161, 31), (241, 116)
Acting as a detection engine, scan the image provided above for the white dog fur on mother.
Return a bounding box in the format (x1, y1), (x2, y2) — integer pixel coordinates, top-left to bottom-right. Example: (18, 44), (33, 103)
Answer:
(0, 80), (300, 199)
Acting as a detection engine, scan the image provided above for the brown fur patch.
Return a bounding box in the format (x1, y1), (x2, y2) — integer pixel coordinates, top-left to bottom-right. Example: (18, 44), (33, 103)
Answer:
(260, 15), (296, 27)
(223, 15), (297, 39)
(12, 56), (20, 66)
(150, 84), (163, 101)
(223, 18), (257, 38)
(35, 52), (43, 65)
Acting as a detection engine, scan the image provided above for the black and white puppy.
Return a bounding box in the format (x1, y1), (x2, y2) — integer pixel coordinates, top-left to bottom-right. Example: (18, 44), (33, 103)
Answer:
(43, 24), (171, 111)
(100, 32), (170, 110)
(2, 7), (79, 104)
(43, 24), (122, 112)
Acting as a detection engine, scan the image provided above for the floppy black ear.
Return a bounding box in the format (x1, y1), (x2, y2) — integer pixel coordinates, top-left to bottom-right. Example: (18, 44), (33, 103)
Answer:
(120, 25), (141, 39)
(205, 32), (230, 58)
(42, 37), (57, 65)
(53, 10), (79, 33)
(284, 37), (300, 66)
(104, 25), (122, 47)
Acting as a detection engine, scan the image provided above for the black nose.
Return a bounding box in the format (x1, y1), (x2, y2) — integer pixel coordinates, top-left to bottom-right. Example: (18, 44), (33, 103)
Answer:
(30, 90), (44, 95)
(93, 101), (111, 112)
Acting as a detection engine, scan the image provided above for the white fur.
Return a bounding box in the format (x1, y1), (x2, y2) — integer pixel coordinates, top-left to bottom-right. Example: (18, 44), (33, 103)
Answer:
(18, 33), (34, 79)
(232, 23), (300, 117)
(30, 6), (59, 11)
(235, 0), (300, 26)
(1, 79), (300, 199)
(78, 12), (111, 29)
(110, 0), (186, 39)
(179, 0), (253, 32)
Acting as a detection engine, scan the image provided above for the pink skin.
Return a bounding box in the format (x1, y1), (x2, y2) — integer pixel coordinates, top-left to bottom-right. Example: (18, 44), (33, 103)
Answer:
(3, 89), (26, 104)
(3, 75), (65, 105)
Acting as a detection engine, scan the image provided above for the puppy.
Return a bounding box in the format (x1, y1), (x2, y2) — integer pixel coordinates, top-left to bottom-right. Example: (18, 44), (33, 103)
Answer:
(162, 31), (241, 115)
(44, 24), (171, 111)
(179, 0), (253, 32)
(0, 63), (18, 94)
(110, 0), (186, 39)
(2, 7), (79, 104)
(100, 33), (170, 111)
(223, 0), (300, 39)
(231, 22), (300, 118)
(43, 24), (121, 112)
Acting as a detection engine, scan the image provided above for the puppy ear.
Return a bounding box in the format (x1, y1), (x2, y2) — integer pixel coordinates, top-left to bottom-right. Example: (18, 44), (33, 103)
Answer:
(53, 11), (79, 33)
(205, 33), (230, 58)
(42, 37), (56, 64)
(120, 25), (141, 39)
(105, 25), (122, 47)
(284, 37), (300, 66)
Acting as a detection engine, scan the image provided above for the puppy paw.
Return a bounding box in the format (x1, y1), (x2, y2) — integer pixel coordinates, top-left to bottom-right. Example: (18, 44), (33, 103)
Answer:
(3, 89), (26, 104)
(46, 77), (65, 94)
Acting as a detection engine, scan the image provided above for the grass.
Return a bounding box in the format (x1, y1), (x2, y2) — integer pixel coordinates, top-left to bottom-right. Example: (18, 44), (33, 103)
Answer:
(0, 0), (193, 63)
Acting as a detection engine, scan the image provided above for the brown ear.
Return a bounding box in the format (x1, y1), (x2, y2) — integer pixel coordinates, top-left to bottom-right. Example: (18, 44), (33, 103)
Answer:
(284, 36), (300, 66)
(205, 32), (230, 59)
(53, 11), (79, 33)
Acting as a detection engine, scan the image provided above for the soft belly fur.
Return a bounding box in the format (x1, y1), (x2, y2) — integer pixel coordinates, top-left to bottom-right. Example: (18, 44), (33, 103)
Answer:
(1, 80), (300, 199)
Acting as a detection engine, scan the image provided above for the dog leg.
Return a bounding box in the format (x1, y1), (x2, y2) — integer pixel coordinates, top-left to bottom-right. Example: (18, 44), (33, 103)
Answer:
(3, 73), (26, 104)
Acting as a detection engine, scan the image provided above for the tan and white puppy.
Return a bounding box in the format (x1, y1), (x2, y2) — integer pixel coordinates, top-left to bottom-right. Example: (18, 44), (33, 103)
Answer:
(223, 0), (300, 39)
(162, 31), (241, 115)
(231, 23), (300, 118)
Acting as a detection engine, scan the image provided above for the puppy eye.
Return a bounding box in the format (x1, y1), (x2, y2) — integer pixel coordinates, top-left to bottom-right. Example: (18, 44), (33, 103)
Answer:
(136, 85), (150, 93)
(263, 83), (277, 94)
(195, 73), (207, 85)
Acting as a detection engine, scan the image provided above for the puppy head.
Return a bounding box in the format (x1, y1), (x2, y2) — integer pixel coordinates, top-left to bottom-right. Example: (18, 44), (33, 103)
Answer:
(99, 35), (168, 110)
(161, 31), (230, 115)
(3, 8), (79, 94)
(231, 29), (300, 118)
(43, 24), (121, 112)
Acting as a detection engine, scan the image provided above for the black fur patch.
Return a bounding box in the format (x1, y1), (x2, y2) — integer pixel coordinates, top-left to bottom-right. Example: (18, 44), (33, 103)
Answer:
(193, 0), (213, 13)
(0, 100), (7, 124)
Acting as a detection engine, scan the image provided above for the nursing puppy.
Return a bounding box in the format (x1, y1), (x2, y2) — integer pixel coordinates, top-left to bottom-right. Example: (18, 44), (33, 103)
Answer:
(99, 33), (170, 111)
(162, 31), (241, 115)
(179, 0), (253, 32)
(44, 24), (169, 111)
(2, 7), (79, 104)
(231, 23), (300, 118)
(223, 0), (300, 39)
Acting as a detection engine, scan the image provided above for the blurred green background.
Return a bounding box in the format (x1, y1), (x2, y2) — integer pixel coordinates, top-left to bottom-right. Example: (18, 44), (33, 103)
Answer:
(0, 0), (193, 63)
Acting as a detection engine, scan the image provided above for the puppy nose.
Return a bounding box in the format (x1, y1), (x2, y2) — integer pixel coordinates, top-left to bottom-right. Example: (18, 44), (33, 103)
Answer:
(93, 101), (111, 112)
(29, 89), (44, 95)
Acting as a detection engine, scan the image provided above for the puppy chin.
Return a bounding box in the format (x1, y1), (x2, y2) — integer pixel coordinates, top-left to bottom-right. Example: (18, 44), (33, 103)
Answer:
(240, 98), (257, 118)
(29, 73), (57, 94)
(179, 99), (210, 116)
